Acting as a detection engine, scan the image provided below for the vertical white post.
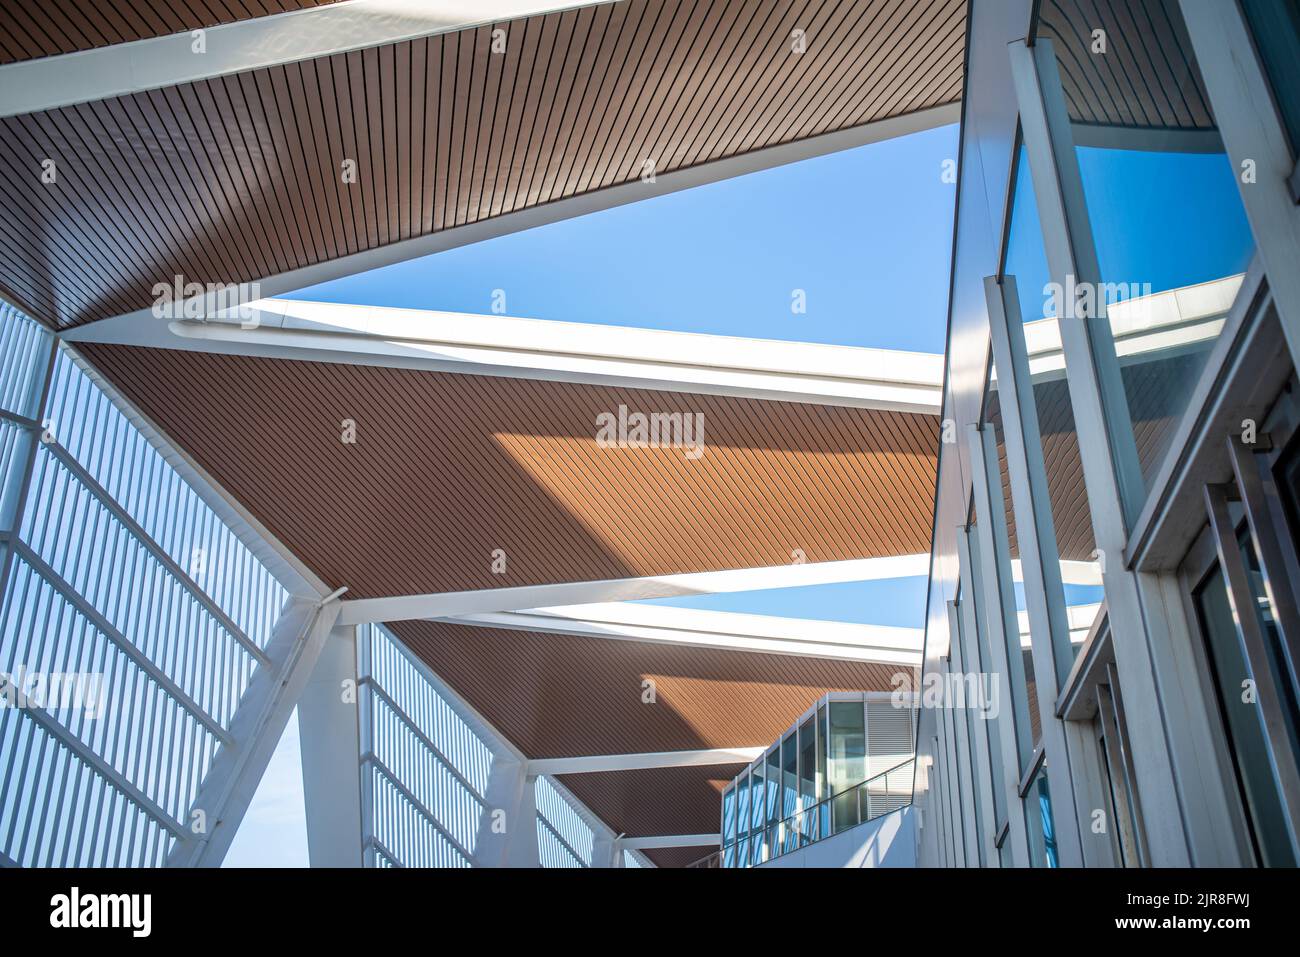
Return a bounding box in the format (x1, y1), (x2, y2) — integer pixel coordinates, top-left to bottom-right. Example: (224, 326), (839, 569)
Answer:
(1009, 37), (1191, 866)
(474, 756), (540, 867)
(298, 623), (364, 867)
(1179, 0), (1300, 366)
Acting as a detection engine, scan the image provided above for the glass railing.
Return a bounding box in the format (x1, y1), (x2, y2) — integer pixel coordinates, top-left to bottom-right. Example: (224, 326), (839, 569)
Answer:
(689, 758), (915, 868)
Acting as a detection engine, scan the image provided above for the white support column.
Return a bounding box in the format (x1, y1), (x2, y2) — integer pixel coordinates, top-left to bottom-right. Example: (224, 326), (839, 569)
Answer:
(1179, 0), (1300, 367)
(953, 553), (1000, 866)
(167, 596), (342, 866)
(945, 601), (980, 866)
(298, 623), (364, 867)
(1009, 37), (1192, 866)
(983, 275), (1090, 867)
(591, 833), (624, 868)
(965, 427), (1031, 867)
(474, 756), (540, 868)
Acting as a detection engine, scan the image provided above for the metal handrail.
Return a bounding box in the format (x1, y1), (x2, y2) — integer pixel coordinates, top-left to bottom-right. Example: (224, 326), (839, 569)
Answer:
(688, 757), (916, 868)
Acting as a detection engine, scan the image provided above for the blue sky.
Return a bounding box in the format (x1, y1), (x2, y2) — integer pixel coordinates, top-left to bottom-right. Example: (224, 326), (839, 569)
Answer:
(292, 123), (960, 353)
(229, 125), (960, 865)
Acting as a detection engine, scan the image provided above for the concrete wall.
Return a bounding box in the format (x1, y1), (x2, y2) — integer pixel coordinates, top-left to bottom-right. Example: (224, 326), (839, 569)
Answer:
(759, 807), (915, 869)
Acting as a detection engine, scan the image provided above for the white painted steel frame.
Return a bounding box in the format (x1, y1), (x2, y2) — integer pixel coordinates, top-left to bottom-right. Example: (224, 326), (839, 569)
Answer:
(1008, 36), (1192, 867)
(0, 1), (618, 118)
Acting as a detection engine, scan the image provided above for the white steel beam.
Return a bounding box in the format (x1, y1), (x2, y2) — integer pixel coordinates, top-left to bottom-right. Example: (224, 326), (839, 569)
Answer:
(336, 554), (933, 625)
(83, 300), (945, 412)
(444, 604), (923, 664)
(527, 748), (765, 776)
(0, 1), (615, 118)
(298, 623), (365, 867)
(167, 596), (342, 866)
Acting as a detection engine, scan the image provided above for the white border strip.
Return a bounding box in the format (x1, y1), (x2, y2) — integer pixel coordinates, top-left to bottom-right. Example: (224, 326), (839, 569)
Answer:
(0, 0), (615, 118)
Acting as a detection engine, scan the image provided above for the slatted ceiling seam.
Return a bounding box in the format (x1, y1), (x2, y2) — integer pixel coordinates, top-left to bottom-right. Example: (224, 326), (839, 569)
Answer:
(657, 0), (768, 174)
(561, 1), (642, 197)
(392, 367), (640, 589)
(733, 0), (885, 155)
(426, 39), (447, 235)
(510, 14), (568, 212)
(432, 32), (455, 231)
(288, 60), (342, 261)
(483, 18), (531, 222)
(33, 104), (205, 303)
(558, 0), (644, 202)
(744, 0), (885, 154)
(890, 29), (964, 122)
(683, 0), (803, 171)
(693, 0), (822, 167)
(500, 382), (737, 577)
(638, 0), (745, 184)
(723, 0), (858, 161)
(454, 27), (489, 228)
(541, 3), (613, 206)
(509, 13), (573, 215)
(8, 104), (166, 300)
(254, 69), (325, 269)
(476, 23), (517, 221)
(1, 6), (63, 61)
(453, 27), (484, 228)
(571, 0), (664, 199)
(599, 0), (703, 195)
(103, 89), (230, 288)
(406, 40), (425, 242)
(391, 39), (410, 241)
(813, 401), (928, 554)
(31, 0), (95, 51)
(1103, 0), (1165, 127)
(693, 389), (857, 569)
(310, 56), (359, 260)
(530, 8), (595, 208)
(338, 52), (377, 251)
(160, 83), (271, 283)
(469, 374), (661, 577)
(536, 7), (603, 207)
(498, 17), (550, 215)
(1064, 0), (1130, 125)
(816, 0), (951, 138)
(751, 398), (872, 564)
(375, 43), (399, 243)
(0, 150), (127, 317)
(1142, 0), (1208, 126)
(228, 71), (312, 270)
(461, 27), (496, 230)
(1043, 0), (1120, 126)
(197, 81), (292, 276)
(361, 367), (618, 590)
(1114, 0), (1172, 127)
(847, 0), (966, 128)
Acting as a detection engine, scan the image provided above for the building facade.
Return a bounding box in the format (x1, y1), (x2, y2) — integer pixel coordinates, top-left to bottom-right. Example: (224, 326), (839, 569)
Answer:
(916, 0), (1300, 868)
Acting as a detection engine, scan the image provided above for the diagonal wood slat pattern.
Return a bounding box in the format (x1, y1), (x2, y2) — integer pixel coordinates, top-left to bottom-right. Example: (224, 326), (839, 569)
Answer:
(78, 344), (940, 598)
(0, 0), (968, 329)
(0, 0), (341, 64)
(391, 619), (911, 758)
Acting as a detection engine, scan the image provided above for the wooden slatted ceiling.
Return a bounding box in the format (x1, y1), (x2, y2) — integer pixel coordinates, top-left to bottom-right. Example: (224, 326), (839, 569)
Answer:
(641, 845), (716, 868)
(558, 765), (746, 842)
(0, 1), (341, 64)
(0, 0), (968, 329)
(1039, 0), (1215, 130)
(389, 620), (912, 757)
(78, 344), (940, 597)
(390, 618), (914, 862)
